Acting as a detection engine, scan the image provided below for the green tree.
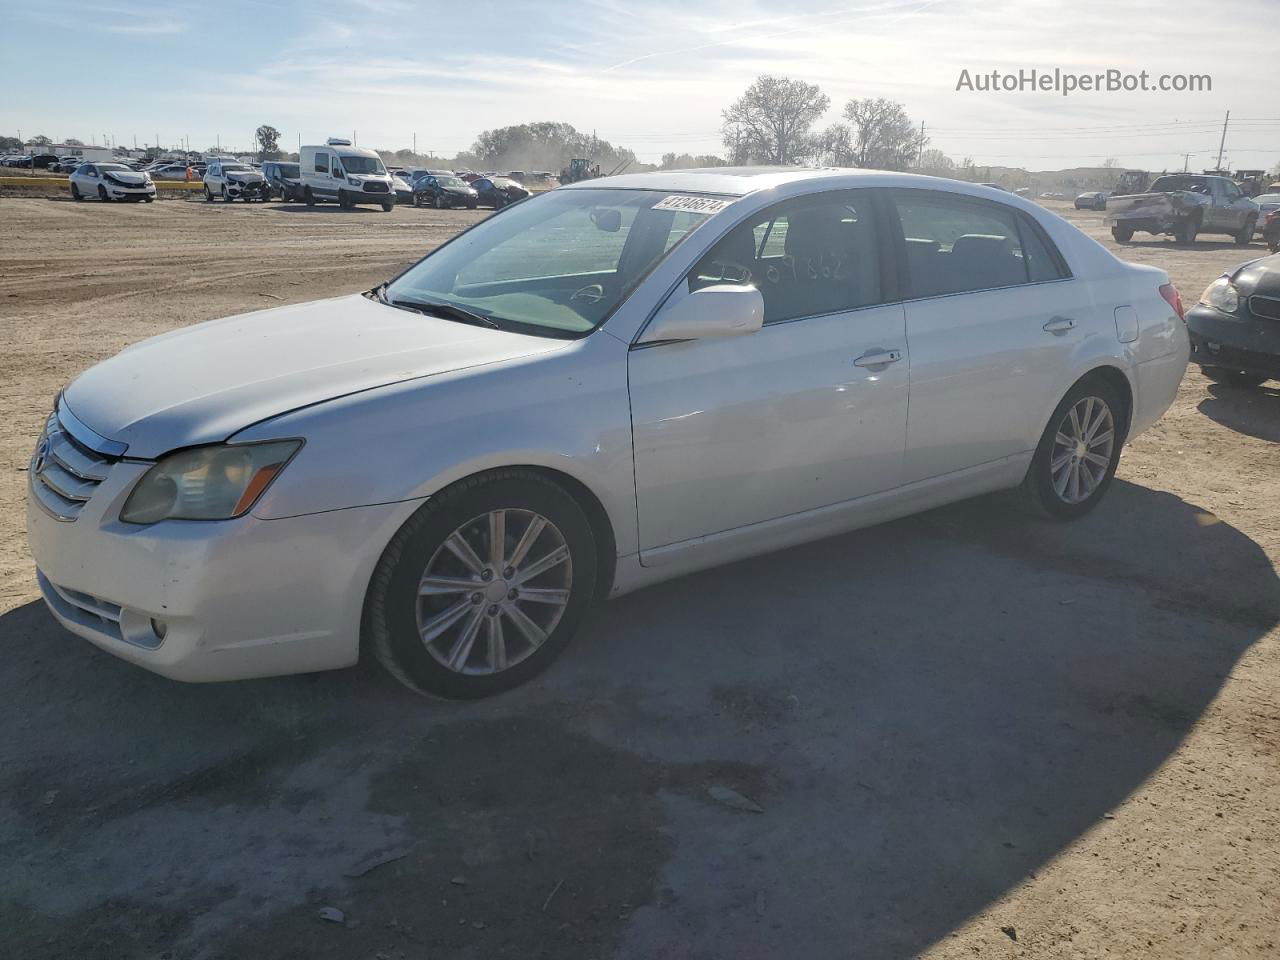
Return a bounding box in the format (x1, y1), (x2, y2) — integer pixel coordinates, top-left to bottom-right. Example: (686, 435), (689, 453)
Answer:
(255, 125), (281, 161)
(28, 134), (52, 146)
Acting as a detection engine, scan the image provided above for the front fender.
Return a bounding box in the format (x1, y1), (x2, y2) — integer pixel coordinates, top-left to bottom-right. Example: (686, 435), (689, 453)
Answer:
(235, 332), (639, 556)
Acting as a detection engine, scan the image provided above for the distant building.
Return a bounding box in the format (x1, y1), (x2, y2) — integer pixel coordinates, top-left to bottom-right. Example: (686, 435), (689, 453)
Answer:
(26, 143), (115, 163)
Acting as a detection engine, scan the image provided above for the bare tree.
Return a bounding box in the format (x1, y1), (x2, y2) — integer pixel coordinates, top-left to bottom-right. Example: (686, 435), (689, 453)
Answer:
(836, 98), (925, 170)
(255, 125), (281, 161)
(721, 75), (830, 165)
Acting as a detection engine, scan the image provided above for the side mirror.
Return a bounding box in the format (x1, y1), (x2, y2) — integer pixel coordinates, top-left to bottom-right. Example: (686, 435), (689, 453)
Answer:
(638, 283), (765, 344)
(590, 208), (622, 233)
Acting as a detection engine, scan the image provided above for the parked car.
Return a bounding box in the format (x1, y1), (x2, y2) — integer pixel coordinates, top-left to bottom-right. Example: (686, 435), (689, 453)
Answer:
(470, 176), (530, 209)
(150, 164), (194, 181)
(203, 161), (269, 202)
(25, 169), (1188, 698)
(50, 157), (81, 173)
(1188, 253), (1280, 386)
(412, 173), (479, 209)
(1264, 210), (1280, 253)
(390, 174), (415, 205)
(299, 139), (395, 211)
(1074, 191), (1108, 211)
(1252, 193), (1280, 233)
(27, 154), (60, 169)
(262, 161), (302, 201)
(1106, 174), (1259, 245)
(68, 162), (156, 202)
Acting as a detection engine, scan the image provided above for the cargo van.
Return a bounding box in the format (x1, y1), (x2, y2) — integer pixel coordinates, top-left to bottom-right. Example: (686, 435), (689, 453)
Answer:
(300, 139), (395, 211)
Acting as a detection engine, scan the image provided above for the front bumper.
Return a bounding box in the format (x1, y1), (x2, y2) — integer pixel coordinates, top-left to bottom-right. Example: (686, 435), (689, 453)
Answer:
(107, 183), (156, 200)
(1186, 305), (1280, 378)
(26, 464), (423, 682)
(226, 181), (268, 199)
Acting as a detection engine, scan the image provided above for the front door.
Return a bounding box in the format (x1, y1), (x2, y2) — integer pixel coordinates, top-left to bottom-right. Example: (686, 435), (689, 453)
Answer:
(629, 190), (909, 557)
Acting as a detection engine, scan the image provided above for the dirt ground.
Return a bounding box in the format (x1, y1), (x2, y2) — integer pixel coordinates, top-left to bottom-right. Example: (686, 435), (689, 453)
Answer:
(0, 195), (1277, 960)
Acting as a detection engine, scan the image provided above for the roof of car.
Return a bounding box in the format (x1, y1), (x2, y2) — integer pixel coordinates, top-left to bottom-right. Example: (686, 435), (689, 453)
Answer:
(561, 166), (1018, 199)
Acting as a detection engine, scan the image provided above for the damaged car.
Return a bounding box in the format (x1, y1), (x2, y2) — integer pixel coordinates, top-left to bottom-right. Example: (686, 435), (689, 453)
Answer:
(203, 161), (270, 203)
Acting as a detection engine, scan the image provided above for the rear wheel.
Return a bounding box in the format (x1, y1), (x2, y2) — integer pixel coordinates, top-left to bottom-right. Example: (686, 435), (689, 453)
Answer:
(1235, 216), (1257, 246)
(1021, 377), (1126, 520)
(1111, 225), (1133, 243)
(366, 470), (598, 699)
(1201, 367), (1268, 388)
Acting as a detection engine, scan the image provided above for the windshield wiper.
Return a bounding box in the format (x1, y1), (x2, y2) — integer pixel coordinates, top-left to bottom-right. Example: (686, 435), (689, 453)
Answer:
(384, 292), (502, 330)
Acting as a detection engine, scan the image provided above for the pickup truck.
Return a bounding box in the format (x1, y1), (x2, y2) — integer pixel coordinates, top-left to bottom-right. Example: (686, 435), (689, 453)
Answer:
(1105, 174), (1259, 245)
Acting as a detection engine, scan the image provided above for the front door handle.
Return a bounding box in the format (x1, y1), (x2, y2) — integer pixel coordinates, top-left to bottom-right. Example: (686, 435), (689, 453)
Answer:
(1043, 316), (1076, 334)
(853, 349), (903, 368)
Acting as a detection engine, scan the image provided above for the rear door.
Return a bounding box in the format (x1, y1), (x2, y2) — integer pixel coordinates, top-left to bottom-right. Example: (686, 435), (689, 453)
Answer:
(629, 189), (909, 556)
(886, 189), (1083, 483)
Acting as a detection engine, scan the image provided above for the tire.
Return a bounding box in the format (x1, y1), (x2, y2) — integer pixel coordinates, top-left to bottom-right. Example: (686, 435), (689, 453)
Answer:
(144, 196), (154, 203)
(1176, 213), (1200, 245)
(98, 185), (108, 201)
(304, 187), (316, 207)
(70, 183), (82, 201)
(1201, 367), (1268, 388)
(1269, 240), (1279, 254)
(413, 194), (423, 208)
(467, 201), (477, 210)
(1020, 376), (1126, 520)
(1111, 225), (1133, 243)
(366, 469), (598, 699)
(222, 186), (232, 203)
(1235, 217), (1257, 246)
(338, 190), (352, 210)
(435, 194), (446, 209)
(205, 186), (214, 202)
(382, 201), (394, 212)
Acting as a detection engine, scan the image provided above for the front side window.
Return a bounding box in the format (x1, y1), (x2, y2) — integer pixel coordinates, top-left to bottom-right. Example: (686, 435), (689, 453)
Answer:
(385, 188), (722, 336)
(689, 191), (883, 324)
(890, 191), (1055, 297)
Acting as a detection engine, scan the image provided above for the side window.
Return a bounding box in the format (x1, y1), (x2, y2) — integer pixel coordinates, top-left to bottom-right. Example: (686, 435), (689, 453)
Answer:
(1018, 215), (1069, 283)
(1222, 182), (1241, 201)
(891, 191), (1030, 297)
(313, 153), (328, 175)
(689, 192), (882, 324)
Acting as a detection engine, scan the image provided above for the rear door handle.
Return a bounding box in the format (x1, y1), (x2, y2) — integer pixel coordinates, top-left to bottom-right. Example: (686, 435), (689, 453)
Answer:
(1043, 316), (1076, 334)
(853, 349), (903, 368)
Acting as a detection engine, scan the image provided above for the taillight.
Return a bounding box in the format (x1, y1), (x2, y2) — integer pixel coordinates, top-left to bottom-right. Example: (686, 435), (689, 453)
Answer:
(1159, 282), (1185, 323)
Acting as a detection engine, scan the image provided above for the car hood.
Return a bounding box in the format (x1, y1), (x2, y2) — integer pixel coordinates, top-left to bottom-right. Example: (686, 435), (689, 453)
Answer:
(105, 171), (149, 184)
(63, 293), (566, 459)
(227, 172), (264, 183)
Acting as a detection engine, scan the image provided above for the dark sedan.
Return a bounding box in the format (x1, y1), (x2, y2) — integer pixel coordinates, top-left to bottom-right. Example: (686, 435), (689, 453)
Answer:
(470, 176), (530, 209)
(1187, 253), (1280, 387)
(412, 174), (479, 209)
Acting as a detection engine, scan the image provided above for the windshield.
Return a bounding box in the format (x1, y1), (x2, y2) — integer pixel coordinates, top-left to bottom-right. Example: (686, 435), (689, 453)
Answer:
(339, 154), (385, 175)
(436, 176), (466, 188)
(277, 163), (299, 177)
(385, 188), (724, 335)
(223, 163), (250, 173)
(100, 164), (128, 172)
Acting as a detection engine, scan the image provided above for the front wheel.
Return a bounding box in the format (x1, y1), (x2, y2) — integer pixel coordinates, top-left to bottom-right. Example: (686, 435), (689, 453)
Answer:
(413, 194), (423, 208)
(304, 186), (315, 207)
(1235, 217), (1257, 246)
(70, 183), (82, 201)
(1021, 377), (1126, 520)
(435, 194), (446, 209)
(98, 185), (109, 201)
(366, 470), (598, 699)
(1111, 225), (1133, 243)
(1201, 366), (1268, 388)
(1176, 214), (1200, 245)
(381, 200), (394, 212)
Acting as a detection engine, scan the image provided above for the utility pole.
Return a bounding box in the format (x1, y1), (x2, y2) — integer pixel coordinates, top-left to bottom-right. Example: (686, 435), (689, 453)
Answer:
(916, 121), (926, 169)
(1215, 110), (1230, 172)
(1182, 153), (1191, 172)
(413, 132), (416, 156)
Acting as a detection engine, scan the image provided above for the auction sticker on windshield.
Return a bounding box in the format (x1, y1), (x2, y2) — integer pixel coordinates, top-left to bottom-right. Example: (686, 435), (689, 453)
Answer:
(652, 195), (733, 214)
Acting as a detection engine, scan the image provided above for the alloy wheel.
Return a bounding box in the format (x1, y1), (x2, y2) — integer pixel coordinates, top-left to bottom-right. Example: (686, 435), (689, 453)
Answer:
(1050, 396), (1115, 504)
(415, 509), (572, 675)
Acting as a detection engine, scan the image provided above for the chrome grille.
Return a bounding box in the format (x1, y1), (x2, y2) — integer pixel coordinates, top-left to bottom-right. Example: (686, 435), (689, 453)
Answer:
(1248, 294), (1280, 322)
(30, 408), (118, 521)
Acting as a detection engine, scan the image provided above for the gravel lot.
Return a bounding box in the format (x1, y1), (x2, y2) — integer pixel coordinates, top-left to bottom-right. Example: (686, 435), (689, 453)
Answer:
(1, 195), (1277, 960)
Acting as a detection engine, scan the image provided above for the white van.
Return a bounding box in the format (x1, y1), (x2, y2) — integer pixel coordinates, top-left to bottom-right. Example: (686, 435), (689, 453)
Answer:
(299, 139), (396, 211)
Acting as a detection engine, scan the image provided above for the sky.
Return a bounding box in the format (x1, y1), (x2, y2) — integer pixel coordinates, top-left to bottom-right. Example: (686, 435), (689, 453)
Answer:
(3, 0), (1278, 172)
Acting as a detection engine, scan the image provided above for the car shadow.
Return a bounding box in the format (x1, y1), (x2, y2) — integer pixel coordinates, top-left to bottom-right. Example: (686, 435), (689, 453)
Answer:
(1120, 238), (1258, 251)
(270, 204), (390, 214)
(1198, 381), (1280, 442)
(0, 481), (1275, 959)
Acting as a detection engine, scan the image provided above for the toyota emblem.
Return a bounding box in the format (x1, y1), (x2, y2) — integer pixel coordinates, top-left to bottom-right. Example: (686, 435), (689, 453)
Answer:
(32, 437), (50, 475)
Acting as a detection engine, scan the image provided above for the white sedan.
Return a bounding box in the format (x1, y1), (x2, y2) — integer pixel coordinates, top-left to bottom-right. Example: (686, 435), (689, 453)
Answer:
(27, 168), (1188, 698)
(68, 162), (156, 202)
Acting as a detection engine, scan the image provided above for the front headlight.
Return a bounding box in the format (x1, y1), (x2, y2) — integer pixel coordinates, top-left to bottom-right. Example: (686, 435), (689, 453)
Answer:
(120, 441), (302, 524)
(1199, 277), (1239, 313)
(348, 177), (361, 186)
